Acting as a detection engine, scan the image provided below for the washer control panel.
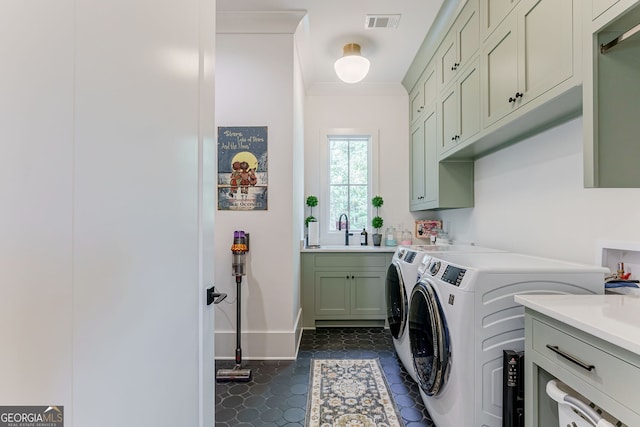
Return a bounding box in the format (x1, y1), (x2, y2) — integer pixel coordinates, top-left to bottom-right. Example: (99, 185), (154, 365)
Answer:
(404, 250), (417, 263)
(428, 260), (441, 276)
(441, 265), (466, 286)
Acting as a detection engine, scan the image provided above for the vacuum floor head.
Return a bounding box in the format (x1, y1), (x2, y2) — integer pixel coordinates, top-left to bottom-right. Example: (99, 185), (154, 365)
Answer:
(216, 366), (252, 382)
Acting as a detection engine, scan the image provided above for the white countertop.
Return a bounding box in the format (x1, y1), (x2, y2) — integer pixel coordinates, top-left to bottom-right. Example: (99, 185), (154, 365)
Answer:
(301, 244), (396, 253)
(515, 294), (640, 355)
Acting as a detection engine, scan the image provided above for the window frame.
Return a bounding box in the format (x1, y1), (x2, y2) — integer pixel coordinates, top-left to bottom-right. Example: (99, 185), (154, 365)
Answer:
(319, 128), (379, 245)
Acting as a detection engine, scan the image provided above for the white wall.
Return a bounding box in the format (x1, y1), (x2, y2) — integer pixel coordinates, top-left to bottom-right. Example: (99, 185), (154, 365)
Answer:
(215, 33), (301, 359)
(436, 117), (640, 265)
(305, 94), (416, 243)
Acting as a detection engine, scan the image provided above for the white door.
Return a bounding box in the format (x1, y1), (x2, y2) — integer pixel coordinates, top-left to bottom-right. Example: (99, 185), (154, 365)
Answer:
(0, 0), (216, 426)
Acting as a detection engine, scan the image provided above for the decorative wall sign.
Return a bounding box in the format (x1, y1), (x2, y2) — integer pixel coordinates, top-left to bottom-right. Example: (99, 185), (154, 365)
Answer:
(415, 219), (442, 239)
(217, 126), (268, 210)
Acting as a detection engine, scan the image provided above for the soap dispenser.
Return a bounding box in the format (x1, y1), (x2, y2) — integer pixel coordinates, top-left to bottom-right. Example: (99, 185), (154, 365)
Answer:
(360, 228), (368, 246)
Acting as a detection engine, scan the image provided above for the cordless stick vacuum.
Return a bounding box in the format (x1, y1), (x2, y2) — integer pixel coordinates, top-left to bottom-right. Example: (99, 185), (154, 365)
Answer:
(216, 231), (252, 382)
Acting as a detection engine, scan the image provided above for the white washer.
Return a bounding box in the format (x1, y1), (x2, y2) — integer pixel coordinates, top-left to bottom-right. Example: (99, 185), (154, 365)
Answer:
(385, 245), (504, 383)
(386, 246), (426, 383)
(407, 252), (608, 427)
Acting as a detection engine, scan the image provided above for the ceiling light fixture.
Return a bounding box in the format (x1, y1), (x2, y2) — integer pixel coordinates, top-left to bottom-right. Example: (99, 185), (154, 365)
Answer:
(334, 43), (370, 84)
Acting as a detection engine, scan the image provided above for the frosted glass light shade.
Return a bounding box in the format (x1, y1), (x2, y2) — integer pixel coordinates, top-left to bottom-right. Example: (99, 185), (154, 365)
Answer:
(334, 43), (370, 84)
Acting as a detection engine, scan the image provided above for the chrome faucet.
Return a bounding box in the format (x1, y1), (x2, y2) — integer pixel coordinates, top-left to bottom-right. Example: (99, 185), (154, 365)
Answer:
(338, 213), (353, 245)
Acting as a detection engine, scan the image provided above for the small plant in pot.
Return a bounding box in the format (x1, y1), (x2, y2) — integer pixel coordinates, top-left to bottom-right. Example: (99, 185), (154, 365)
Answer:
(305, 195), (318, 227)
(305, 195), (320, 247)
(371, 195), (384, 246)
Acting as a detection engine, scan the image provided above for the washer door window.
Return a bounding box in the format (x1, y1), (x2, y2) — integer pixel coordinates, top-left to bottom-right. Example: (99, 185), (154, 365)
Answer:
(409, 280), (451, 396)
(385, 262), (407, 339)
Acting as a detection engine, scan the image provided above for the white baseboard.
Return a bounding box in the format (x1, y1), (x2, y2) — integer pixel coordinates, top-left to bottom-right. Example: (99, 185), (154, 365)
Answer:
(215, 309), (303, 360)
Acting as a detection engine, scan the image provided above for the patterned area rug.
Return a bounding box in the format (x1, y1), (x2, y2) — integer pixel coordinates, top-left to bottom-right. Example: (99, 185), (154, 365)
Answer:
(306, 359), (404, 427)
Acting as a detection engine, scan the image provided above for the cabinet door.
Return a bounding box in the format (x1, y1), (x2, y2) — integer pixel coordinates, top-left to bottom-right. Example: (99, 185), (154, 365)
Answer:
(410, 108), (438, 210)
(315, 272), (350, 316)
(483, 13), (519, 126)
(458, 59), (481, 143)
(409, 83), (424, 125)
(351, 271), (386, 316)
(438, 31), (458, 90)
(410, 66), (436, 125)
(457, 0), (480, 72)
(440, 85), (459, 153)
(423, 109), (438, 205)
(423, 66), (437, 107)
(482, 0), (520, 39)
(410, 122), (426, 207)
(518, 0), (574, 104)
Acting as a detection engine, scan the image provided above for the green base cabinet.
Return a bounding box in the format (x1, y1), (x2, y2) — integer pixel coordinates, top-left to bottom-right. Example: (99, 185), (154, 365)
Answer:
(523, 310), (640, 426)
(302, 252), (392, 328)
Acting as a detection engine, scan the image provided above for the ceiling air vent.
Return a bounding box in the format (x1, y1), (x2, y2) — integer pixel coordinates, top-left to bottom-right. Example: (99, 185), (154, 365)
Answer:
(365, 14), (401, 29)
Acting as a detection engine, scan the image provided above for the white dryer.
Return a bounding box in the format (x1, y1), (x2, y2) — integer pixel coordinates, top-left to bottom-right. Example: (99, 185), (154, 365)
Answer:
(385, 245), (504, 383)
(407, 252), (608, 427)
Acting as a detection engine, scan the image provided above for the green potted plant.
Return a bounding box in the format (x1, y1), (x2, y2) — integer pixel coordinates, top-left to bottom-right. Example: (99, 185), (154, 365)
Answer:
(305, 195), (318, 227)
(305, 195), (320, 248)
(371, 195), (384, 246)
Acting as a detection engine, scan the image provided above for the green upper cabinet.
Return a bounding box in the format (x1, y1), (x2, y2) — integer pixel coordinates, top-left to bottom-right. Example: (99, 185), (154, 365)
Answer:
(406, 0), (589, 209)
(410, 105), (473, 211)
(584, 0), (640, 187)
(411, 107), (439, 209)
(437, 0), (480, 92)
(481, 0), (520, 40)
(439, 58), (481, 155)
(483, 0), (575, 128)
(410, 65), (436, 126)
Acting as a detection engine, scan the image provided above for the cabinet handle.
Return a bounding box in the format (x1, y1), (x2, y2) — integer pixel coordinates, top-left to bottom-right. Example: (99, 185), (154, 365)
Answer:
(546, 345), (595, 372)
(508, 96), (516, 103)
(515, 92), (523, 98)
(351, 275), (355, 279)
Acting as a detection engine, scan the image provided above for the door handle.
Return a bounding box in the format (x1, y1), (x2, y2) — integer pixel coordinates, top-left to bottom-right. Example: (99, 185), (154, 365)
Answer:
(206, 286), (227, 306)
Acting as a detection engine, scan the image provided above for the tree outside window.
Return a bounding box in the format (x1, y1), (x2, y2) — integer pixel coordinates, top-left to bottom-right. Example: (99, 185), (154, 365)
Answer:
(328, 136), (369, 232)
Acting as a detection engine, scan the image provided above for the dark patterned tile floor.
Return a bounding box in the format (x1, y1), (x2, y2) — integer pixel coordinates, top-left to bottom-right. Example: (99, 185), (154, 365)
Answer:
(215, 327), (434, 426)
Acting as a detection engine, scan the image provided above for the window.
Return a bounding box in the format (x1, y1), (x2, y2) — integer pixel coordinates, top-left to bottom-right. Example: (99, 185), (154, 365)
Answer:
(321, 129), (378, 241)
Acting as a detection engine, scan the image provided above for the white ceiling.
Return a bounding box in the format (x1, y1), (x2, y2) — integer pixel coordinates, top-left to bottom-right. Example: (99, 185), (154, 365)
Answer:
(216, 0), (446, 94)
